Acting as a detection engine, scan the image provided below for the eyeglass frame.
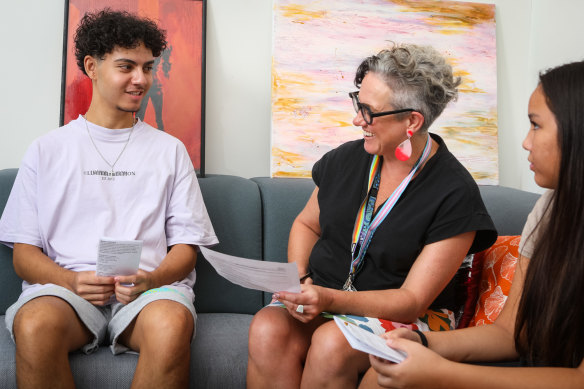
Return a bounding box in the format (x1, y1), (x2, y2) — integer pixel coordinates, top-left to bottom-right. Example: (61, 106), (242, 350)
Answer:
(349, 91), (418, 125)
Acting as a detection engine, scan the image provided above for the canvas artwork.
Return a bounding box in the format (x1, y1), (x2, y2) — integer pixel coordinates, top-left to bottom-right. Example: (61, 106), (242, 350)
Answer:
(271, 0), (497, 184)
(61, 0), (206, 175)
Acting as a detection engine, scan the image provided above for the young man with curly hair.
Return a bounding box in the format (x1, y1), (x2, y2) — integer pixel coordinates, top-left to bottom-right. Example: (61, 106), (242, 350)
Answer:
(0, 9), (217, 388)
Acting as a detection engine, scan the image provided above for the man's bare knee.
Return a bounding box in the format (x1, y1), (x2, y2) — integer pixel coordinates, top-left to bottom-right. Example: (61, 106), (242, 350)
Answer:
(144, 301), (192, 335)
(13, 296), (91, 352)
(126, 300), (194, 355)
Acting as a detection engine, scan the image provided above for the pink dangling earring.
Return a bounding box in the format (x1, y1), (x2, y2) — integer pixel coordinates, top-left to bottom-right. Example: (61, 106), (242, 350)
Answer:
(395, 129), (413, 161)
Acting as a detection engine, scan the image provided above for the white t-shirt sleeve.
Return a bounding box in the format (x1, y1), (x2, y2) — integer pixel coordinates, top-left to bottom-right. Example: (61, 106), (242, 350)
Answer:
(0, 142), (43, 249)
(165, 143), (218, 248)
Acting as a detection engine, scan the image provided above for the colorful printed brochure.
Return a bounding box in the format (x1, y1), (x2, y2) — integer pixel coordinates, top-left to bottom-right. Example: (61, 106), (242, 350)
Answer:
(334, 316), (407, 363)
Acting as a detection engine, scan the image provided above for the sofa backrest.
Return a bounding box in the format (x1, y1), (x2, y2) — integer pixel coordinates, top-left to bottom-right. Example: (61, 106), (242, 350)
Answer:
(195, 175), (264, 314)
(251, 177), (315, 304)
(478, 185), (540, 236)
(253, 181), (541, 306)
(0, 169), (23, 314)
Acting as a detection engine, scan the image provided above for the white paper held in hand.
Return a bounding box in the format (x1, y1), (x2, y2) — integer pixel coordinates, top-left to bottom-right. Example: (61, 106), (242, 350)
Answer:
(333, 316), (407, 363)
(96, 237), (142, 277)
(199, 246), (301, 293)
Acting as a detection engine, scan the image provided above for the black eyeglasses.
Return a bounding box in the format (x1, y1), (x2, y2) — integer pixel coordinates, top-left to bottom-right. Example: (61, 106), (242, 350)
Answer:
(349, 91), (416, 125)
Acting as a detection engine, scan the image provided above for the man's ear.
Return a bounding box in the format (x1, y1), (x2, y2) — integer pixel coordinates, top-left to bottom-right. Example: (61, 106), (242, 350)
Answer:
(84, 55), (98, 80)
(407, 111), (425, 134)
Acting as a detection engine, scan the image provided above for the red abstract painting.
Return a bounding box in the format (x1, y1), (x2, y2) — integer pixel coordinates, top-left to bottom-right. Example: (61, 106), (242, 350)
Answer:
(61, 0), (205, 174)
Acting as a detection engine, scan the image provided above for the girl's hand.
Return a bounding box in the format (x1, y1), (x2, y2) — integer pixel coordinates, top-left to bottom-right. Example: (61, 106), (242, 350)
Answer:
(384, 327), (424, 344)
(369, 336), (450, 389)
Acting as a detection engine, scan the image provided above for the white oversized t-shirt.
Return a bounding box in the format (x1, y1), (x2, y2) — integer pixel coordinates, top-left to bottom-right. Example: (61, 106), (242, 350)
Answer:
(0, 116), (218, 300)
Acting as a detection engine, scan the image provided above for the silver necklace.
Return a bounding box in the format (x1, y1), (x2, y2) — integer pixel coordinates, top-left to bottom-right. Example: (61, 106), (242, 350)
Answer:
(84, 115), (135, 175)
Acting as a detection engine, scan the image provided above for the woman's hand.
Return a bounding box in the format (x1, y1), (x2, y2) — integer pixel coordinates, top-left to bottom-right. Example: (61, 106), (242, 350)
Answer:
(114, 269), (154, 305)
(369, 333), (450, 389)
(273, 284), (331, 323)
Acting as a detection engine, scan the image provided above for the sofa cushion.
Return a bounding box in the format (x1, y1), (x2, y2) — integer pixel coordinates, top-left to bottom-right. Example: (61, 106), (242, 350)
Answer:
(0, 312), (252, 389)
(469, 236), (520, 326)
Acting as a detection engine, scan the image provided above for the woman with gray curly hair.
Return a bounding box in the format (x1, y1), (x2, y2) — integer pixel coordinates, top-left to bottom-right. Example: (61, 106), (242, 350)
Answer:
(247, 43), (497, 388)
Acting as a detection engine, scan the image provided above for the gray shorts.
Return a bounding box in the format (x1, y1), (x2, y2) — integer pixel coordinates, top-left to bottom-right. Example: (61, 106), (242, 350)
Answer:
(5, 285), (196, 355)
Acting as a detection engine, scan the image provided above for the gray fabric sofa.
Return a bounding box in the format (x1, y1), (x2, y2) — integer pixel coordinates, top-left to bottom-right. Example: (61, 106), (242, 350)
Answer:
(0, 168), (539, 388)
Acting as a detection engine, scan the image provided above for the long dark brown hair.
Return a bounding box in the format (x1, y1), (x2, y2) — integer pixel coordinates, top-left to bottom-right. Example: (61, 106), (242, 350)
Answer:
(514, 61), (584, 367)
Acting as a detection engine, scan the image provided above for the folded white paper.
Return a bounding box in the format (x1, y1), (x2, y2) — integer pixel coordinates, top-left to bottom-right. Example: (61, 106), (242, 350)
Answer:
(334, 316), (407, 363)
(96, 237), (142, 277)
(200, 246), (301, 293)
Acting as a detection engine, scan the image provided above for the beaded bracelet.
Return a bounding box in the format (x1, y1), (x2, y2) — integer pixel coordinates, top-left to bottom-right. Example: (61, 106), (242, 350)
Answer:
(412, 329), (428, 347)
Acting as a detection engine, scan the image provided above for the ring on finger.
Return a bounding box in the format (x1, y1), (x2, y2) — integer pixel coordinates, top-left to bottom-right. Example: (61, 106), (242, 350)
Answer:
(296, 304), (304, 314)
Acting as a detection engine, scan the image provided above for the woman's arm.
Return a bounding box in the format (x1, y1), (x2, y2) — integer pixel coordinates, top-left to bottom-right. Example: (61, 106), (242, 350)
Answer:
(288, 187), (321, 280)
(277, 230), (475, 323)
(328, 230), (475, 321)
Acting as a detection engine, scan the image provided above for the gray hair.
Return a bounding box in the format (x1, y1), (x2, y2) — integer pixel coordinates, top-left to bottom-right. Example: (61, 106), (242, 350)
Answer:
(354, 43), (461, 132)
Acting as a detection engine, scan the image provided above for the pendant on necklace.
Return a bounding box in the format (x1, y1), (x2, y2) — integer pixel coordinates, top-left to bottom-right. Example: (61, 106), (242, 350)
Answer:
(342, 276), (357, 292)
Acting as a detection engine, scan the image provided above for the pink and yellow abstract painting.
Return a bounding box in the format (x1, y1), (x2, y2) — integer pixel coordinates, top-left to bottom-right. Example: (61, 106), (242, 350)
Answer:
(271, 0), (497, 183)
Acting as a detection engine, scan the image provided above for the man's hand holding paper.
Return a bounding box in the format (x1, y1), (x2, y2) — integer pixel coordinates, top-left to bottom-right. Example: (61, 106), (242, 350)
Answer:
(96, 237), (143, 304)
(114, 269), (154, 305)
(72, 271), (116, 306)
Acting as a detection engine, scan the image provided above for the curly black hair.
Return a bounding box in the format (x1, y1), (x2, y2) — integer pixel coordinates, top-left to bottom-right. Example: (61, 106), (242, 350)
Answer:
(74, 8), (167, 76)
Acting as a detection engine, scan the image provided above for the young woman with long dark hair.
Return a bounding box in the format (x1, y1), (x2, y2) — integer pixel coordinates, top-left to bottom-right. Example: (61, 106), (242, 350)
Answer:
(359, 60), (584, 388)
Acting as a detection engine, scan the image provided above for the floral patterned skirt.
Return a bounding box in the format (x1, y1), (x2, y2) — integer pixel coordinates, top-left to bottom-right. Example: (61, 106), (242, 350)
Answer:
(270, 301), (454, 335)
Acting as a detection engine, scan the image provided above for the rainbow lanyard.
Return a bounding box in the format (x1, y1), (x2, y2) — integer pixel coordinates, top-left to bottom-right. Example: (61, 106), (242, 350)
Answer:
(342, 135), (432, 291)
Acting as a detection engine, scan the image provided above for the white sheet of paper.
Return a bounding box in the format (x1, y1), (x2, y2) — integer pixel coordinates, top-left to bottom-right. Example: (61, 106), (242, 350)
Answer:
(96, 237), (142, 277)
(334, 316), (407, 363)
(200, 246), (301, 293)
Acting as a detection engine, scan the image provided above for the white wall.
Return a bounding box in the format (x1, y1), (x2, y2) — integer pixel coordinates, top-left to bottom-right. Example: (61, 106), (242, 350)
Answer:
(521, 0), (584, 193)
(0, 1), (65, 171)
(1, 0), (583, 193)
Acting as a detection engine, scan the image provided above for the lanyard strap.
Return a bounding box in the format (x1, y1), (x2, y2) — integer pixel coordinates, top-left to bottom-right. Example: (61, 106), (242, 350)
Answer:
(348, 135), (432, 283)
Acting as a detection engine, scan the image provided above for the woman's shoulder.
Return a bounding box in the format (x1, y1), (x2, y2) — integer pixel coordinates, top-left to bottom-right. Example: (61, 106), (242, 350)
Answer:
(423, 134), (478, 190)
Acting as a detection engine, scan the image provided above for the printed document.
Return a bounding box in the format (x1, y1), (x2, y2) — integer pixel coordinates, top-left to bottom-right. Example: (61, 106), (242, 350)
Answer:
(200, 246), (301, 293)
(334, 316), (407, 363)
(97, 237), (142, 277)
